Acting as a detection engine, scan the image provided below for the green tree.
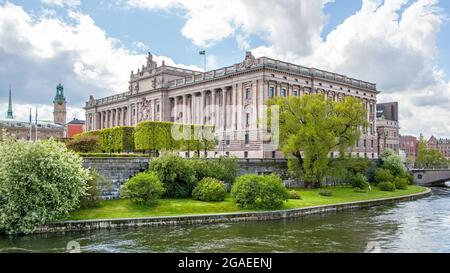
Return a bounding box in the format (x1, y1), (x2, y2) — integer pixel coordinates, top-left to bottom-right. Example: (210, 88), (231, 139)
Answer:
(416, 134), (448, 168)
(267, 94), (367, 187)
(381, 148), (407, 177)
(0, 138), (89, 234)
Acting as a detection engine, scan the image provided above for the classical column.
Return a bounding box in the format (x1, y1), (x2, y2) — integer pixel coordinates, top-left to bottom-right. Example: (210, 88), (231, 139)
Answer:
(222, 88), (226, 130)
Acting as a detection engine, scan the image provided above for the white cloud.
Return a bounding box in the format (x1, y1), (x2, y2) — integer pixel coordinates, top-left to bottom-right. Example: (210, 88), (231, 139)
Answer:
(126, 0), (450, 137)
(41, 0), (81, 8)
(126, 0), (330, 54)
(0, 2), (201, 122)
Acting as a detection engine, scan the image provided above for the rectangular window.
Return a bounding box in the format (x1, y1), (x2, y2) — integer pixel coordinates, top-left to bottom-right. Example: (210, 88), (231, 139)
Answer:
(245, 134), (250, 145)
(272, 151), (276, 158)
(245, 87), (251, 99)
(244, 151), (249, 158)
(293, 90), (298, 96)
(371, 140), (374, 148)
(226, 137), (230, 146)
(269, 87), (275, 98)
(246, 113), (250, 127)
(364, 140), (367, 148)
(281, 88), (287, 97)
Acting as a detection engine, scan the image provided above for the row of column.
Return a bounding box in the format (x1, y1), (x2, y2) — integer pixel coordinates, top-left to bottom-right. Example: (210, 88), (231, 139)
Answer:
(94, 107), (129, 130)
(171, 87), (234, 131)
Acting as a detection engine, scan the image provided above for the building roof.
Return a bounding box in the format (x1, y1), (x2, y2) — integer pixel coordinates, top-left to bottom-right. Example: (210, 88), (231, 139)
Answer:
(68, 118), (85, 125)
(0, 118), (65, 129)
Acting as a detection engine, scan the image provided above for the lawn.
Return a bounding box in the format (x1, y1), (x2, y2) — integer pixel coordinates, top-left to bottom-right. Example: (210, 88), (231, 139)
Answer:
(68, 185), (427, 221)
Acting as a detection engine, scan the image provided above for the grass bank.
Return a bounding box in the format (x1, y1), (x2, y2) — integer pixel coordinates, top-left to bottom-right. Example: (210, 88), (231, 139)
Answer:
(68, 185), (427, 221)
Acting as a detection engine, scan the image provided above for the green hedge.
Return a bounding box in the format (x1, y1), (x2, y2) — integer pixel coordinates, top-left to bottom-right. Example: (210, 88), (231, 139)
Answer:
(78, 126), (135, 153)
(135, 121), (216, 154)
(78, 121), (216, 155)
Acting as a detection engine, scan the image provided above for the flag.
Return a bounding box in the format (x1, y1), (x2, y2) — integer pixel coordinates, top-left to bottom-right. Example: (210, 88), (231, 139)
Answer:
(199, 50), (206, 55)
(29, 108), (32, 124)
(35, 106), (38, 125)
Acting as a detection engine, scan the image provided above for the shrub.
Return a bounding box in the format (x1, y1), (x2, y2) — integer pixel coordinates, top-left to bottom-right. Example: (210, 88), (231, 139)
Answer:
(231, 174), (289, 210)
(191, 157), (238, 185)
(288, 190), (301, 200)
(400, 173), (414, 185)
(192, 177), (227, 202)
(394, 177), (409, 190)
(149, 154), (197, 198)
(374, 168), (395, 185)
(66, 135), (100, 153)
(318, 189), (333, 197)
(381, 149), (408, 177)
(79, 170), (112, 209)
(349, 173), (370, 189)
(378, 182), (396, 192)
(120, 172), (165, 206)
(0, 138), (89, 235)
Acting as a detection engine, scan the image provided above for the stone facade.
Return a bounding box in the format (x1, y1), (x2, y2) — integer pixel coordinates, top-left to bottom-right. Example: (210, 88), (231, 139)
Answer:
(377, 117), (400, 155)
(84, 52), (380, 159)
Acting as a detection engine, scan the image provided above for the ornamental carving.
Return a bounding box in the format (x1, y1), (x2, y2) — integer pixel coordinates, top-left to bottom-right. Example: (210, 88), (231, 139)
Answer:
(240, 51), (257, 69)
(139, 97), (152, 121)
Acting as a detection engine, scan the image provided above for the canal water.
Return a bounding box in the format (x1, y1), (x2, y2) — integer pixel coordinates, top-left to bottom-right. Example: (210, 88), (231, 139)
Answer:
(1, 185), (449, 253)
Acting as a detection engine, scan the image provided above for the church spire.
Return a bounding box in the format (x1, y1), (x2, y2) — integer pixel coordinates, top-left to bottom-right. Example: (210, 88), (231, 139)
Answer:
(6, 85), (13, 119)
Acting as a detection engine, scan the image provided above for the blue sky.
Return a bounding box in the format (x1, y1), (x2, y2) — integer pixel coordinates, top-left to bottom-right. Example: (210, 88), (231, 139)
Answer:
(0, 0), (449, 137)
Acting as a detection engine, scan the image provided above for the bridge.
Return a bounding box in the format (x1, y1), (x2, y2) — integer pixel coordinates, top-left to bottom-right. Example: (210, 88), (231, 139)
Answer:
(410, 169), (450, 187)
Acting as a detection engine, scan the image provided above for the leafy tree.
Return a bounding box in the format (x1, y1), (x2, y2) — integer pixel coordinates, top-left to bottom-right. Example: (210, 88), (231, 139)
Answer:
(267, 95), (367, 187)
(0, 138), (89, 235)
(381, 148), (407, 177)
(416, 134), (448, 168)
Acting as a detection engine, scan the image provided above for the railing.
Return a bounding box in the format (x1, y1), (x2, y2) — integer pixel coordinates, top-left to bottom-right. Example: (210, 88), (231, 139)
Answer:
(166, 56), (377, 91)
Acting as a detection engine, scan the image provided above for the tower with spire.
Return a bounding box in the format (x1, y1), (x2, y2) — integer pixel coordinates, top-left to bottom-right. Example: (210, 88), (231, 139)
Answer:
(53, 83), (67, 125)
(6, 85), (13, 119)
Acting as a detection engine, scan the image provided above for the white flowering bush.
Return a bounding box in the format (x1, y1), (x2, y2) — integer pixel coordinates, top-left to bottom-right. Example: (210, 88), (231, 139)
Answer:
(0, 137), (89, 235)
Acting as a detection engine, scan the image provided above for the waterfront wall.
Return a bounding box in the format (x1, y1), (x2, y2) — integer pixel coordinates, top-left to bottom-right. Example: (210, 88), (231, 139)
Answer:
(34, 188), (431, 234)
(82, 157), (293, 199)
(82, 158), (150, 199)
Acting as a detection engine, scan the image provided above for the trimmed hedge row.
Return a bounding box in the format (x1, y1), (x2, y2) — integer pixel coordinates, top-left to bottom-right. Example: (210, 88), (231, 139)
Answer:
(79, 126), (134, 153)
(75, 121), (216, 155)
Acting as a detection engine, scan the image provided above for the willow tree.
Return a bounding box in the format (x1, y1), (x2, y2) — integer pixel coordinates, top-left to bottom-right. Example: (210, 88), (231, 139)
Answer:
(267, 94), (367, 187)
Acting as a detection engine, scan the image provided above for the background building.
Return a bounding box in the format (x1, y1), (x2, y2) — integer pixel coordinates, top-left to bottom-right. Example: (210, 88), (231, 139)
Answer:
(1, 85), (66, 141)
(85, 52), (379, 159)
(67, 118), (85, 138)
(377, 102), (400, 155)
(428, 136), (450, 159)
(400, 135), (418, 158)
(377, 102), (398, 122)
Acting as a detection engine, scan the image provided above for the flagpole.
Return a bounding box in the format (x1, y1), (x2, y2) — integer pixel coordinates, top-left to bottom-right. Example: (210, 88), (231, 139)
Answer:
(35, 105), (38, 142)
(29, 108), (32, 142)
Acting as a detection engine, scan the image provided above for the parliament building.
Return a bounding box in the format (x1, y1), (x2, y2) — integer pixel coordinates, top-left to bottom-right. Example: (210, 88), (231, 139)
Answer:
(84, 52), (379, 159)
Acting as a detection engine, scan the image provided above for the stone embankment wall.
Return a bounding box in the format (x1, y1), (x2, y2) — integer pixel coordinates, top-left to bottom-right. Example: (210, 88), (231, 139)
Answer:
(82, 158), (150, 199)
(34, 188), (431, 234)
(82, 158), (293, 199)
